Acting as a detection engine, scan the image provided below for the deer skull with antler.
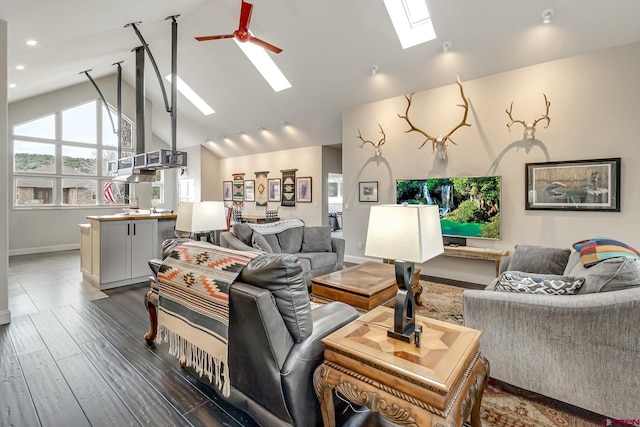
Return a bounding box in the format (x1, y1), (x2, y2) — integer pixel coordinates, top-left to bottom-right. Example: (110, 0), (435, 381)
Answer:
(357, 124), (386, 157)
(506, 94), (551, 140)
(398, 76), (470, 161)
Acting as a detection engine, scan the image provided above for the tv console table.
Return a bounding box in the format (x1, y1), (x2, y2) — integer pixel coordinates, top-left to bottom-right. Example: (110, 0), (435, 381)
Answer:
(441, 246), (509, 277)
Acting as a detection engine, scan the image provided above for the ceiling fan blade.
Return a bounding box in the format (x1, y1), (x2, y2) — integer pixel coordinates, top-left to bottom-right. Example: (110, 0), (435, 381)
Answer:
(249, 36), (283, 54)
(195, 34), (235, 41)
(239, 1), (253, 30)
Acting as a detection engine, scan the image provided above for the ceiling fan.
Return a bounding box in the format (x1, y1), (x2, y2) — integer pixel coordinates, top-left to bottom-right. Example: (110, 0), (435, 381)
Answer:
(195, 1), (283, 54)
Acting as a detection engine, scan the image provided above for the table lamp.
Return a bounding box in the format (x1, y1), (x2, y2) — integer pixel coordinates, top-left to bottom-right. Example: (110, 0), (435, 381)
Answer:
(365, 204), (443, 342)
(175, 201), (227, 242)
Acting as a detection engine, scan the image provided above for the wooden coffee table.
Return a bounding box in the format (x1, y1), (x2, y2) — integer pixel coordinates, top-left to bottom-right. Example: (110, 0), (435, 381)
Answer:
(314, 306), (489, 427)
(311, 261), (422, 311)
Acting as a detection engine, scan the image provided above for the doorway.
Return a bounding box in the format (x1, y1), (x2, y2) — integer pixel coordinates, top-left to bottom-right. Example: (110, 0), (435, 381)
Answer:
(328, 173), (343, 236)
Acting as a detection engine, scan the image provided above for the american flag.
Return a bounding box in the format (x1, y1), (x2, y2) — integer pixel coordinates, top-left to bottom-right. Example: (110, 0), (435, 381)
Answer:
(103, 181), (116, 204)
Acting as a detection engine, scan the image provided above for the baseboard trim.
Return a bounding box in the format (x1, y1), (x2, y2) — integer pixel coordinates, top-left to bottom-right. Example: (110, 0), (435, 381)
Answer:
(0, 309), (11, 325)
(9, 244), (80, 257)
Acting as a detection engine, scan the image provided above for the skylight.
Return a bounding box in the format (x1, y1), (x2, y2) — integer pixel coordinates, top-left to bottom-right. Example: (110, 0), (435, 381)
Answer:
(234, 33), (292, 92)
(383, 0), (436, 49)
(164, 74), (215, 116)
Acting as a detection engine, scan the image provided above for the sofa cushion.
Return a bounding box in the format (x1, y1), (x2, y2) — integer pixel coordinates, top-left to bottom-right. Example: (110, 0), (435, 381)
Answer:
(296, 251), (338, 270)
(563, 250), (582, 276)
(238, 253), (312, 342)
(301, 226), (332, 253)
(495, 271), (584, 295)
(232, 223), (254, 246)
(251, 232), (272, 252)
(508, 245), (570, 275)
(572, 238), (640, 268)
(569, 256), (640, 294)
(277, 226), (304, 253)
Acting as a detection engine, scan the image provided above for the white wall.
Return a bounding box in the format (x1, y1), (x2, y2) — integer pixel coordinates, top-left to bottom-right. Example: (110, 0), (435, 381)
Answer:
(342, 42), (640, 285)
(7, 75), (176, 255)
(217, 146), (324, 225)
(1, 20), (10, 324)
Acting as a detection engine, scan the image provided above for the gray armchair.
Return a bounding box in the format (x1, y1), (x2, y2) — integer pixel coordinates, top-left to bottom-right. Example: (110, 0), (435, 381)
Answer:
(463, 244), (640, 419)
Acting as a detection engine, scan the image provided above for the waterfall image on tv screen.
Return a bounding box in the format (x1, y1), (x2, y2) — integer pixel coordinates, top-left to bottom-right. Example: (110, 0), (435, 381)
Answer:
(396, 176), (501, 240)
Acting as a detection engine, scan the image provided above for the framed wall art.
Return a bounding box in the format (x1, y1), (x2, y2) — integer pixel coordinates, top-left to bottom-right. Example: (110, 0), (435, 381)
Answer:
(244, 180), (255, 202)
(296, 177), (312, 203)
(525, 157), (620, 211)
(359, 181), (378, 202)
(223, 181), (232, 201)
(268, 178), (281, 202)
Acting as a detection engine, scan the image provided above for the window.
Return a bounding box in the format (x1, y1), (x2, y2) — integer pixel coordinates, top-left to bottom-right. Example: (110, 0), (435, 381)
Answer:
(12, 99), (136, 208)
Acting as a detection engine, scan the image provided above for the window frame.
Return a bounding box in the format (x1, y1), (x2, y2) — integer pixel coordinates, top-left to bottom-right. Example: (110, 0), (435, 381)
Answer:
(11, 99), (138, 209)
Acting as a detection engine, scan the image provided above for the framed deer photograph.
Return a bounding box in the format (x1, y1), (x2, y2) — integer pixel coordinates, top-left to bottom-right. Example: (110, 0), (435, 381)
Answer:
(525, 158), (620, 211)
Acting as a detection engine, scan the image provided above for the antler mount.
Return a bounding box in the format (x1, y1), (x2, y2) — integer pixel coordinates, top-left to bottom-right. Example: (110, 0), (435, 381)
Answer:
(398, 77), (470, 160)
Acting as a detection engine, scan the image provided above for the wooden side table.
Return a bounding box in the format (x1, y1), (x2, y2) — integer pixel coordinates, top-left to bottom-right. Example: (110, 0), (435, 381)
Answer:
(313, 306), (489, 427)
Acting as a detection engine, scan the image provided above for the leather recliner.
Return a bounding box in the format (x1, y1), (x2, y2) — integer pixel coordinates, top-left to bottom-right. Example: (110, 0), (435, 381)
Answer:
(145, 243), (359, 427)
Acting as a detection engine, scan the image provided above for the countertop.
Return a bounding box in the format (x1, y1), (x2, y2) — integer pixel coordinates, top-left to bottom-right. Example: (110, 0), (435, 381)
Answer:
(86, 212), (177, 221)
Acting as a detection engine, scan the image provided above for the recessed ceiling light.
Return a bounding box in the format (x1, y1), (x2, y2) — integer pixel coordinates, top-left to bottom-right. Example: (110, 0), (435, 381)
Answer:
(280, 121), (288, 128)
(237, 130), (244, 136)
(26, 40), (38, 46)
(442, 41), (452, 53)
(541, 9), (554, 24)
(16, 65), (25, 70)
(258, 126), (266, 131)
(8, 83), (16, 88)
(370, 65), (379, 75)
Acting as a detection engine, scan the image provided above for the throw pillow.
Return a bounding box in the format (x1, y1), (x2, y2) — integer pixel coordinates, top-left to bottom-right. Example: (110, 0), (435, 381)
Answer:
(507, 245), (570, 275)
(301, 226), (332, 253)
(232, 223), (253, 246)
(569, 256), (640, 294)
(251, 232), (272, 252)
(277, 226), (304, 253)
(495, 271), (585, 295)
(238, 253), (312, 343)
(572, 238), (640, 268)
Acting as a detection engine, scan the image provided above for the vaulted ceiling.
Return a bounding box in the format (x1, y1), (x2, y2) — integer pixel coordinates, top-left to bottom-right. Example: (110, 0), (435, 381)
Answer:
(3, 0), (640, 158)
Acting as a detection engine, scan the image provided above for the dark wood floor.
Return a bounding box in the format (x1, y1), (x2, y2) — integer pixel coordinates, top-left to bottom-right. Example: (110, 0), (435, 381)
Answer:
(1, 282), (265, 427)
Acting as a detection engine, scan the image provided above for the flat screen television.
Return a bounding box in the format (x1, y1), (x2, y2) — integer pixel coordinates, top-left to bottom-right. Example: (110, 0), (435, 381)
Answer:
(396, 176), (501, 243)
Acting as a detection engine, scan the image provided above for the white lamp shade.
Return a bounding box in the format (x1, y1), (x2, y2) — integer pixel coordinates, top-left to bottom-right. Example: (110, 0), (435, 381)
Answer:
(175, 201), (227, 233)
(365, 204), (444, 263)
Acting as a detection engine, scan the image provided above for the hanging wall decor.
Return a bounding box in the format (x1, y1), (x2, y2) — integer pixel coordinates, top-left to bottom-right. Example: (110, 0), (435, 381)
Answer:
(398, 76), (470, 161)
(281, 169), (298, 207)
(255, 171), (269, 207)
(232, 173), (245, 208)
(506, 94), (551, 141)
(296, 177), (312, 203)
(357, 124), (386, 157)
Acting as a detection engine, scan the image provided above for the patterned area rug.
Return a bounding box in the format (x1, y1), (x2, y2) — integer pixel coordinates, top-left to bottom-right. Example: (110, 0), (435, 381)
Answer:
(416, 281), (604, 427)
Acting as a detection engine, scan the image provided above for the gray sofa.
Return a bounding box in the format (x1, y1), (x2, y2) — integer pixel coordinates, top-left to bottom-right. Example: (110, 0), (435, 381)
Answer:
(220, 219), (344, 286)
(463, 244), (640, 419)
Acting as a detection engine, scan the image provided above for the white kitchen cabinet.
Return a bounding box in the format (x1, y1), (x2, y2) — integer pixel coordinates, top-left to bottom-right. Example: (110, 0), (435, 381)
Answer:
(86, 218), (158, 289)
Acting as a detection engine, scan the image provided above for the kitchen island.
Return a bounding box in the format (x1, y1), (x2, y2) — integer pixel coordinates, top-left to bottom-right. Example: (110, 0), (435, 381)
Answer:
(80, 212), (177, 290)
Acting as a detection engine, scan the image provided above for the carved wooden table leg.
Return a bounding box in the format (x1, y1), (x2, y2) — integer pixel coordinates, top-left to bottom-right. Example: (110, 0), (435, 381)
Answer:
(144, 285), (159, 345)
(470, 356), (490, 427)
(313, 364), (336, 427)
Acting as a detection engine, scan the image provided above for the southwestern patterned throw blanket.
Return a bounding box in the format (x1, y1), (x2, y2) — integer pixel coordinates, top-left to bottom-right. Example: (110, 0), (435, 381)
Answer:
(157, 240), (258, 397)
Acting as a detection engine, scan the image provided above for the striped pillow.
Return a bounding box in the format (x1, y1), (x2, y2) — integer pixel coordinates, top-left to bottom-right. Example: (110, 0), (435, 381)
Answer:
(572, 238), (640, 268)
